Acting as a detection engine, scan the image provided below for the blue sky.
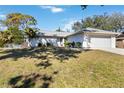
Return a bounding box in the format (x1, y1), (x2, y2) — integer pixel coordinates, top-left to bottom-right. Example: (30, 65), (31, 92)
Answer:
(0, 5), (124, 31)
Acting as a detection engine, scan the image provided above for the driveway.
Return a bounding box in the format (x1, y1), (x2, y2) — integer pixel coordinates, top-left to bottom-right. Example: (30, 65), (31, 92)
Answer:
(96, 48), (124, 55)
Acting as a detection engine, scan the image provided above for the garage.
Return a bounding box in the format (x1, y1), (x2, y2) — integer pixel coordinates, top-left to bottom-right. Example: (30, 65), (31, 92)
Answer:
(90, 36), (112, 48)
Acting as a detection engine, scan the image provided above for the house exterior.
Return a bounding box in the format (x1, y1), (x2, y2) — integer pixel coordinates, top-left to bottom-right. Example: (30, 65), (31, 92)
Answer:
(27, 31), (73, 47)
(66, 28), (119, 48)
(116, 33), (124, 48)
(28, 28), (119, 49)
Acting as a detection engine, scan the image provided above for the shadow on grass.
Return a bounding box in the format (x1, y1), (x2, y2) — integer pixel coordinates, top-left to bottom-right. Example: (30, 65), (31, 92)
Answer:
(8, 71), (58, 88)
(0, 47), (83, 62)
(36, 60), (52, 69)
(52, 48), (82, 62)
(0, 48), (47, 61)
(1, 47), (85, 88)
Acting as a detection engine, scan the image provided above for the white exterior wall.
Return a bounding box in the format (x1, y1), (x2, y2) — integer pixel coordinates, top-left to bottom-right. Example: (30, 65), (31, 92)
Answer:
(28, 33), (116, 48)
(67, 33), (84, 47)
(67, 34), (83, 42)
(111, 36), (116, 48)
(42, 38), (58, 46)
(57, 38), (61, 47)
(29, 37), (63, 47)
(83, 34), (89, 48)
(67, 34), (116, 48)
(67, 34), (90, 48)
(62, 38), (65, 47)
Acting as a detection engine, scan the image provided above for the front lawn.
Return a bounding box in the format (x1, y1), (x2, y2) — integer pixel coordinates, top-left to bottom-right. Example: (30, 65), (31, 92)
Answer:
(0, 47), (124, 88)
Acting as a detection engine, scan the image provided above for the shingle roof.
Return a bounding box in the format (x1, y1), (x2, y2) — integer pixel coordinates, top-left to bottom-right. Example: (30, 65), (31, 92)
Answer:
(66, 27), (120, 37)
(37, 28), (120, 38)
(83, 27), (120, 35)
(37, 31), (73, 37)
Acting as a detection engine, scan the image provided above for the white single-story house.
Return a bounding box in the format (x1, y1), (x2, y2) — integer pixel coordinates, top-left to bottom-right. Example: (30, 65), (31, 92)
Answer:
(27, 31), (72, 47)
(27, 28), (119, 49)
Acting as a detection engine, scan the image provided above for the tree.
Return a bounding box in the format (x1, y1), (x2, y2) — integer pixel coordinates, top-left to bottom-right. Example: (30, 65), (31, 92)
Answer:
(108, 13), (124, 32)
(25, 27), (38, 38)
(82, 17), (94, 28)
(6, 26), (24, 44)
(72, 12), (124, 32)
(24, 27), (39, 47)
(81, 5), (88, 10)
(0, 26), (24, 47)
(72, 21), (83, 32)
(56, 27), (62, 32)
(0, 31), (8, 47)
(81, 5), (104, 10)
(2, 13), (37, 29)
(82, 13), (110, 30)
(66, 29), (70, 32)
(0, 13), (38, 47)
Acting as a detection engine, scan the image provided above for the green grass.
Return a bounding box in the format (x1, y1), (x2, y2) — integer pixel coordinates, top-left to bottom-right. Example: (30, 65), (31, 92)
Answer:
(0, 47), (124, 88)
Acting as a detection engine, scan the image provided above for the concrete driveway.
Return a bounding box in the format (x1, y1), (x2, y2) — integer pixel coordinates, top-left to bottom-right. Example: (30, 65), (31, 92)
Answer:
(96, 48), (124, 55)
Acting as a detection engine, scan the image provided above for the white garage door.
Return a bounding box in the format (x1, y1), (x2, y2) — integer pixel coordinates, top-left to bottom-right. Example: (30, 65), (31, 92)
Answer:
(90, 36), (112, 48)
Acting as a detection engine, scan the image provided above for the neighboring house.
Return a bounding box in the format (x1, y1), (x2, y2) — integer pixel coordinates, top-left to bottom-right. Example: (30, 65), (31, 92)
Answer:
(116, 33), (124, 48)
(28, 28), (119, 49)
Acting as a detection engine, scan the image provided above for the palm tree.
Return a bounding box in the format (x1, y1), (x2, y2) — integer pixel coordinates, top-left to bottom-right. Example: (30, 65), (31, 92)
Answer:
(24, 27), (39, 47)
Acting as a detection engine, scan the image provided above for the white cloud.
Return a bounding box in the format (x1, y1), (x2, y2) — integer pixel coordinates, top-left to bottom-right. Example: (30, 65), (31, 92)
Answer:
(0, 14), (6, 19)
(40, 6), (64, 13)
(62, 19), (81, 32)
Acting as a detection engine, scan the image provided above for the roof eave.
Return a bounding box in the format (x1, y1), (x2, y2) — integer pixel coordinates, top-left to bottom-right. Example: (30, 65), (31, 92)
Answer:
(85, 31), (120, 36)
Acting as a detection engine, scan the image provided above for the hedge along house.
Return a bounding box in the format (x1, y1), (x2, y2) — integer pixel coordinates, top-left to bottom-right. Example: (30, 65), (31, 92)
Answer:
(28, 28), (119, 49)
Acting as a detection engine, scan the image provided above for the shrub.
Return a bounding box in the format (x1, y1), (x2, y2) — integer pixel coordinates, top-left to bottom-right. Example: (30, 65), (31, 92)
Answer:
(76, 42), (82, 48)
(38, 43), (42, 47)
(64, 41), (72, 48)
(64, 41), (68, 47)
(0, 40), (5, 47)
(71, 41), (75, 48)
(46, 42), (53, 47)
